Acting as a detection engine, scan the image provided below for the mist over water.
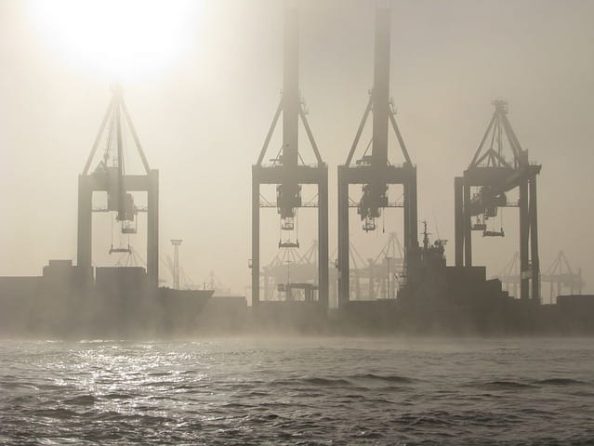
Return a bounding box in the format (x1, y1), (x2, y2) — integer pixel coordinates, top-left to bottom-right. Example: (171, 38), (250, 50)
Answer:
(1, 337), (593, 445)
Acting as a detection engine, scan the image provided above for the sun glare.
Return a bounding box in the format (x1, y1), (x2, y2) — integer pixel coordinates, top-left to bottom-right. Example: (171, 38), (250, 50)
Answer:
(30, 0), (199, 80)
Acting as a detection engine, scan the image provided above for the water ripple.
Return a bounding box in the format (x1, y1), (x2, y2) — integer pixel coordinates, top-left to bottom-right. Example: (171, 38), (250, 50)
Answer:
(1, 338), (593, 445)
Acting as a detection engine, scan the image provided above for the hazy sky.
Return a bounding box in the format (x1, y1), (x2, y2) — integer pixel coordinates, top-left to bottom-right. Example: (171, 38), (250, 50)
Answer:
(0, 0), (593, 296)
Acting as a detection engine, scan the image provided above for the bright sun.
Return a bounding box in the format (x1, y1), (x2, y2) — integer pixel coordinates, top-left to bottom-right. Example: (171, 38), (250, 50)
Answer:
(29, 0), (199, 80)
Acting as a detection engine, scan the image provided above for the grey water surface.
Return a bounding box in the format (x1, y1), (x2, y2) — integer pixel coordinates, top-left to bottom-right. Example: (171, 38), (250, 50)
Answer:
(1, 337), (593, 445)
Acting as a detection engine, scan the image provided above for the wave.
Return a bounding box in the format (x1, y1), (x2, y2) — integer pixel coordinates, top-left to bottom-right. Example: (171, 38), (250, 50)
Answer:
(64, 394), (95, 405)
(350, 373), (417, 384)
(477, 380), (535, 390)
(270, 376), (352, 387)
(475, 378), (588, 390)
(536, 378), (587, 386)
(0, 381), (39, 391)
(103, 392), (135, 400)
(31, 408), (78, 419)
(301, 377), (352, 386)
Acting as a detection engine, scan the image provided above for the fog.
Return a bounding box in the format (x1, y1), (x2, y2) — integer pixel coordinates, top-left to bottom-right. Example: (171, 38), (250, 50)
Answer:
(0, 0), (593, 295)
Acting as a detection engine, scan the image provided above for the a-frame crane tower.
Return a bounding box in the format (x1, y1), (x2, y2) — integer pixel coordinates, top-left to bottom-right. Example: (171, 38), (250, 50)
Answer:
(337, 6), (418, 307)
(77, 86), (159, 287)
(454, 100), (541, 302)
(251, 7), (329, 309)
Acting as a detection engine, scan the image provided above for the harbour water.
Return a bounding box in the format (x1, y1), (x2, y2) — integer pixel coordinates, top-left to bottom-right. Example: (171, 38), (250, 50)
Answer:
(1, 337), (593, 445)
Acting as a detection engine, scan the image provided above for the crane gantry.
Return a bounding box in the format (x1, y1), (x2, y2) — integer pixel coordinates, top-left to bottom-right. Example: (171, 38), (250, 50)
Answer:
(337, 5), (418, 307)
(77, 86), (159, 287)
(454, 100), (541, 302)
(251, 6), (329, 309)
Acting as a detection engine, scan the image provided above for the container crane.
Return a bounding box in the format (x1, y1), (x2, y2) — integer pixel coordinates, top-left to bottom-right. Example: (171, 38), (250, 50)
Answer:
(454, 100), (541, 301)
(541, 251), (583, 303)
(77, 85), (159, 287)
(251, 6), (329, 308)
(337, 5), (418, 307)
